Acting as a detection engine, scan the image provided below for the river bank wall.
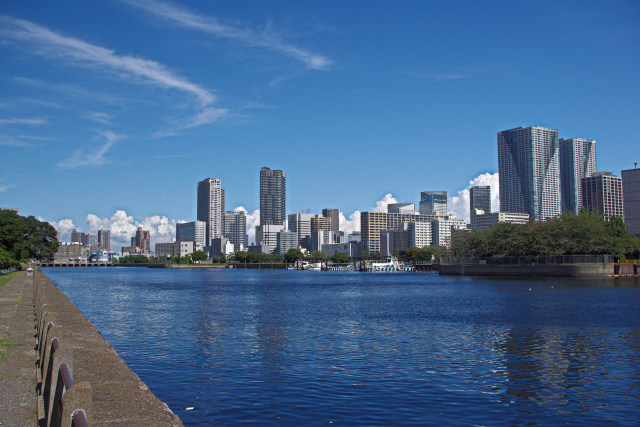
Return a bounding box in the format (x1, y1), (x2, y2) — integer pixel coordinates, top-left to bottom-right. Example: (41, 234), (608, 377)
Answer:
(439, 263), (614, 276)
(34, 268), (183, 426)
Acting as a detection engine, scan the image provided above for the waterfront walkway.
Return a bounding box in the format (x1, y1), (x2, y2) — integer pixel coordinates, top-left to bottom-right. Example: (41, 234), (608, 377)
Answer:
(0, 272), (37, 426)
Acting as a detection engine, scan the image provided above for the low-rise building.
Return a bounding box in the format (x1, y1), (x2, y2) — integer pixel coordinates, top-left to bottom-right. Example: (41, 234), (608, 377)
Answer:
(472, 212), (530, 231)
(277, 230), (299, 255)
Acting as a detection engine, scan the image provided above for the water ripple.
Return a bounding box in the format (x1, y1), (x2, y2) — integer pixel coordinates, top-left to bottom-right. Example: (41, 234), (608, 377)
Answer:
(44, 268), (640, 426)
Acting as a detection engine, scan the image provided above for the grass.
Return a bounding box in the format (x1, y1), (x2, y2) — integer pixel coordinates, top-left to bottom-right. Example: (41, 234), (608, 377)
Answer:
(0, 271), (20, 290)
(0, 338), (22, 357)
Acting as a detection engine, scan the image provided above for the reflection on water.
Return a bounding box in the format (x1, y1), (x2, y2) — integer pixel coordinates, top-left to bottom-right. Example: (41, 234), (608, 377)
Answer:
(44, 268), (640, 426)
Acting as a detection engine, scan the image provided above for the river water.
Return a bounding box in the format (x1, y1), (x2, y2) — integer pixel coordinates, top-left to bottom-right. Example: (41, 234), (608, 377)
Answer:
(43, 268), (640, 426)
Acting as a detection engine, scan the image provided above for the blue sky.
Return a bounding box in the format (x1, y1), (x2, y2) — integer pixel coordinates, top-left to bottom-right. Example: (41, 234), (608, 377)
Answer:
(1, 1), (639, 247)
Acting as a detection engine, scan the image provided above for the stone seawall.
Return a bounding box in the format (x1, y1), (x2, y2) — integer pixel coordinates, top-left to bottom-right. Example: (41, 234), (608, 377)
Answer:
(439, 263), (614, 276)
(34, 269), (183, 426)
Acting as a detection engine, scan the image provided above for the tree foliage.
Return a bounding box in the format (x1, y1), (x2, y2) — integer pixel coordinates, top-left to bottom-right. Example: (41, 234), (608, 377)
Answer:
(233, 251), (283, 263)
(191, 251), (207, 262)
(0, 210), (58, 262)
(284, 248), (304, 263)
(405, 246), (446, 263)
(119, 255), (149, 264)
(449, 210), (640, 260)
(330, 252), (349, 264)
(0, 247), (20, 269)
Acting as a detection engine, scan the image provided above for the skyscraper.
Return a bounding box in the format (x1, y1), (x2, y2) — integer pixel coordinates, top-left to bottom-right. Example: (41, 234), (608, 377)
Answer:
(360, 211), (388, 253)
(559, 138), (596, 214)
(197, 178), (225, 248)
(260, 167), (286, 225)
(498, 126), (560, 221)
(582, 172), (623, 221)
(322, 208), (340, 241)
(133, 227), (150, 252)
(470, 186), (491, 214)
(97, 229), (110, 251)
(419, 191), (447, 216)
(621, 167), (640, 236)
(224, 210), (248, 251)
(469, 186), (491, 230)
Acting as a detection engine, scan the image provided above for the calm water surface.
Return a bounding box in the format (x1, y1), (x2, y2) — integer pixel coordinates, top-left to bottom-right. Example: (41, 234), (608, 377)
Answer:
(43, 268), (640, 426)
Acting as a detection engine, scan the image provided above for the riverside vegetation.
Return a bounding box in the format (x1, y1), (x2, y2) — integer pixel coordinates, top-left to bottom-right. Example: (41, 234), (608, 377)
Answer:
(0, 210), (58, 269)
(449, 210), (640, 260)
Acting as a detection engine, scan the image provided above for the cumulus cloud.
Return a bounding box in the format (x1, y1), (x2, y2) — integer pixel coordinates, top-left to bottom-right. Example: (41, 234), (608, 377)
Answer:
(46, 218), (75, 240)
(340, 210), (361, 239)
(49, 210), (178, 250)
(84, 210), (178, 249)
(234, 206), (260, 244)
(373, 193), (398, 212)
(448, 172), (500, 223)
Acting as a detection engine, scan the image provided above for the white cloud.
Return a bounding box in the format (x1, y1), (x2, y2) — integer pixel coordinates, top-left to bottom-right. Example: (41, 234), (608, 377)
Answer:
(0, 117), (47, 125)
(340, 210), (361, 239)
(373, 193), (398, 212)
(84, 111), (112, 124)
(0, 16), (224, 130)
(417, 73), (465, 82)
(85, 210), (177, 249)
(448, 172), (500, 223)
(57, 130), (124, 169)
(0, 136), (33, 147)
(46, 218), (75, 240)
(126, 0), (333, 70)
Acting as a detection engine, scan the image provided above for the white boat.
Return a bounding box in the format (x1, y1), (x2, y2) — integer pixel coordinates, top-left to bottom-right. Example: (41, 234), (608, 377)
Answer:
(365, 257), (404, 272)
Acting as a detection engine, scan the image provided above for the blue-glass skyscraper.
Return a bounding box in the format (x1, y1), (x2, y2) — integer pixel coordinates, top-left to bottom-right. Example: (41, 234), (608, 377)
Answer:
(498, 126), (560, 221)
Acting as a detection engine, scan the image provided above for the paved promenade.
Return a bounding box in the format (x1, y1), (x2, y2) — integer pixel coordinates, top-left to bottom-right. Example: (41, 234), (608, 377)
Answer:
(0, 272), (37, 426)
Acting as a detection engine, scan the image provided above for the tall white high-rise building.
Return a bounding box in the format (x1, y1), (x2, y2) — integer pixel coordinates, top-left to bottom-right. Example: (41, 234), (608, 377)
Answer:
(498, 126), (561, 221)
(260, 167), (286, 225)
(197, 178), (225, 248)
(559, 138), (596, 214)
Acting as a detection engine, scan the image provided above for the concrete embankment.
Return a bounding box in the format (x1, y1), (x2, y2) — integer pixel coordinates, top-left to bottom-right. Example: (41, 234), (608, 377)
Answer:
(33, 269), (183, 426)
(439, 263), (614, 276)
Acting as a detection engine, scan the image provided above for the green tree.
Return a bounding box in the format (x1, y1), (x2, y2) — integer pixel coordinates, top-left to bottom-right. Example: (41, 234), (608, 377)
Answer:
(448, 210), (640, 260)
(310, 251), (327, 261)
(330, 252), (349, 264)
(0, 210), (58, 261)
(191, 251), (207, 262)
(0, 247), (19, 269)
(284, 248), (304, 263)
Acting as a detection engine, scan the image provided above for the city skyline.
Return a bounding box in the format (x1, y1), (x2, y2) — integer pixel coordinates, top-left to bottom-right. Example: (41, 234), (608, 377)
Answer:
(1, 1), (638, 248)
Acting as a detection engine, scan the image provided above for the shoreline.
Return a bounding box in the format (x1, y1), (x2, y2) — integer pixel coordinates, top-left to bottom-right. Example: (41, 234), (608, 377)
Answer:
(32, 268), (183, 426)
